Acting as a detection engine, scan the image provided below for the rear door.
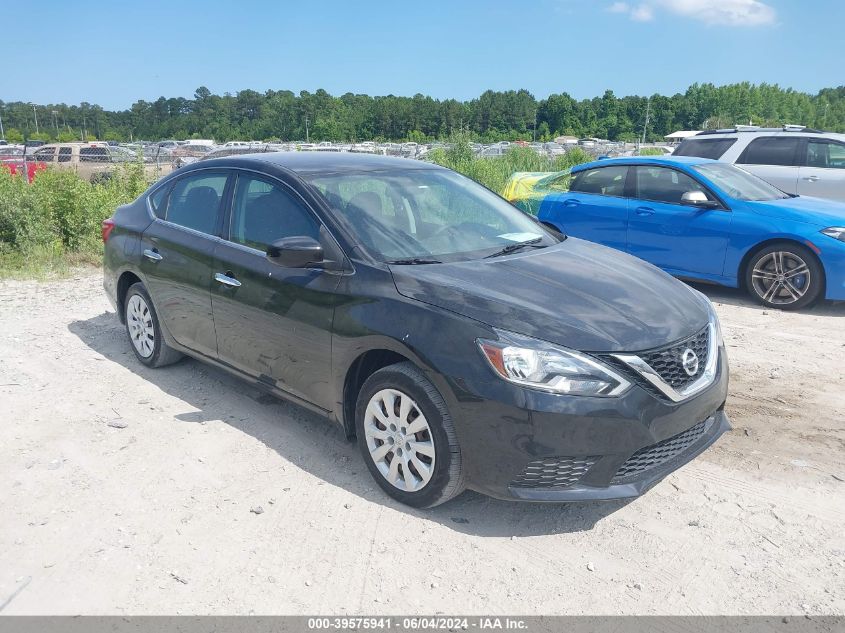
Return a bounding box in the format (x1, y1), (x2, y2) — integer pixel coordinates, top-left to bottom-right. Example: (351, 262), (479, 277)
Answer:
(735, 136), (801, 194)
(626, 165), (733, 277)
(538, 165), (629, 252)
(798, 138), (845, 201)
(139, 170), (231, 358)
(210, 170), (340, 410)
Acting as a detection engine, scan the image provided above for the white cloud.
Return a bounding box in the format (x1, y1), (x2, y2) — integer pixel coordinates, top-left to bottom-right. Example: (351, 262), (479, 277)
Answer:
(607, 0), (777, 26)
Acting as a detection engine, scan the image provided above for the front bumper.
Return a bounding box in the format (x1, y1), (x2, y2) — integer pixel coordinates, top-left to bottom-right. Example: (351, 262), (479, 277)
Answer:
(443, 345), (730, 502)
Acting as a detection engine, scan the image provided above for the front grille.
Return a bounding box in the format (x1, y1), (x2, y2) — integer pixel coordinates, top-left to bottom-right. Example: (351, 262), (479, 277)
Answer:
(510, 456), (597, 489)
(612, 419), (709, 482)
(640, 326), (709, 390)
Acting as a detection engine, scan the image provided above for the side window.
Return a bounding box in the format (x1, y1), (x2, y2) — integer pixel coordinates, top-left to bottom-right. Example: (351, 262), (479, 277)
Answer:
(32, 147), (56, 162)
(149, 184), (171, 219)
(165, 173), (228, 234)
(737, 137), (800, 166)
(635, 166), (710, 205)
(57, 147), (73, 163)
(807, 140), (845, 169)
(673, 138), (737, 160)
(230, 174), (320, 250)
(569, 166), (628, 196)
(79, 147), (110, 163)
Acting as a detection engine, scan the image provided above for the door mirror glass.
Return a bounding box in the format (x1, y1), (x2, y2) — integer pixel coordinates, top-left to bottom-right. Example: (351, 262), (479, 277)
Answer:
(266, 236), (324, 268)
(681, 190), (720, 209)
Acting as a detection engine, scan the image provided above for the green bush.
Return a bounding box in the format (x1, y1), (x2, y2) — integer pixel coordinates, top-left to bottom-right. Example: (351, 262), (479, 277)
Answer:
(427, 138), (592, 194)
(0, 161), (151, 274)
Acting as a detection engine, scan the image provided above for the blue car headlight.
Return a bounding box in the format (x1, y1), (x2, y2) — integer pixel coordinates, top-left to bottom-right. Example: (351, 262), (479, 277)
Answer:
(821, 227), (845, 242)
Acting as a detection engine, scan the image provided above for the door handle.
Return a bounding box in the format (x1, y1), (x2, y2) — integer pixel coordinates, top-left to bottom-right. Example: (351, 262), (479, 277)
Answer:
(803, 176), (820, 182)
(635, 207), (655, 216)
(214, 272), (241, 288)
(143, 248), (163, 262)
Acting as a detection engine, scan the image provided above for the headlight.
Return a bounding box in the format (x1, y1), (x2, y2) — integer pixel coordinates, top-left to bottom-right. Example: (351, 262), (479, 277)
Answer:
(477, 329), (631, 396)
(821, 227), (845, 242)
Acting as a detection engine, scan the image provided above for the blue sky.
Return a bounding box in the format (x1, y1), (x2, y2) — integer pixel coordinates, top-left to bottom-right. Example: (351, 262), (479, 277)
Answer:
(4, 0), (843, 110)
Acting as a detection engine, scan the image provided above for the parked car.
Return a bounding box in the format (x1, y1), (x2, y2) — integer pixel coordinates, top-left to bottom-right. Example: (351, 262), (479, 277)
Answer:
(26, 143), (172, 182)
(673, 126), (845, 201)
(103, 153), (729, 507)
(1, 156), (47, 182)
(532, 156), (845, 310)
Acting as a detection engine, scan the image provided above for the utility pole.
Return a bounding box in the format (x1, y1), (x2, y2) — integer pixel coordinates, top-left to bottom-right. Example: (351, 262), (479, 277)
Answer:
(0, 108), (5, 141)
(52, 110), (59, 135)
(31, 104), (39, 135)
(304, 115), (310, 143)
(640, 96), (651, 146)
(533, 111), (537, 142)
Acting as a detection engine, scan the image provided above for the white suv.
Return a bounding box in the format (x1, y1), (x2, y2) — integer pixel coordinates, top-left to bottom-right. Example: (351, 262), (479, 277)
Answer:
(674, 125), (845, 201)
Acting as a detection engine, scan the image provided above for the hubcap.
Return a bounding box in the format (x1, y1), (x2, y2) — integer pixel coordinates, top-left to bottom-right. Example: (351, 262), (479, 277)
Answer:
(363, 389), (435, 492)
(751, 251), (811, 305)
(126, 294), (155, 358)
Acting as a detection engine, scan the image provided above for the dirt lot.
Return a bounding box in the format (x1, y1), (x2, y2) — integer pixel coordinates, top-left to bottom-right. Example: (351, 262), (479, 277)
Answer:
(0, 272), (843, 615)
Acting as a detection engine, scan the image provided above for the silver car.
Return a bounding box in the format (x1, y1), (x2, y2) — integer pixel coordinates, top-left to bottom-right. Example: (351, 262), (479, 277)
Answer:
(674, 125), (845, 201)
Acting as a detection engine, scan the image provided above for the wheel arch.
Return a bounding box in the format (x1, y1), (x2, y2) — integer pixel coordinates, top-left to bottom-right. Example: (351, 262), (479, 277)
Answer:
(116, 270), (144, 323)
(341, 348), (414, 439)
(738, 237), (826, 291)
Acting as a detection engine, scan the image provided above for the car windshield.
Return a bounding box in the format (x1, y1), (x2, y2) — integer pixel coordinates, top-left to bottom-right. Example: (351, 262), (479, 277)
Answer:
(693, 163), (790, 201)
(307, 168), (558, 263)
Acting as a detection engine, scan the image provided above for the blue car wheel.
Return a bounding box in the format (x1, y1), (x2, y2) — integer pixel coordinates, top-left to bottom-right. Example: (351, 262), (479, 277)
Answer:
(744, 242), (824, 310)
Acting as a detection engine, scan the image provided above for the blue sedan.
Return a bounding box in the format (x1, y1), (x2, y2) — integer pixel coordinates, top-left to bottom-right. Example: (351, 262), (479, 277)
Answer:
(534, 156), (845, 309)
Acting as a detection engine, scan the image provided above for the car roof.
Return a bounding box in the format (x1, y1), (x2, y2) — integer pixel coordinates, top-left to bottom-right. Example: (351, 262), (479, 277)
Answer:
(199, 151), (444, 175)
(572, 156), (716, 172)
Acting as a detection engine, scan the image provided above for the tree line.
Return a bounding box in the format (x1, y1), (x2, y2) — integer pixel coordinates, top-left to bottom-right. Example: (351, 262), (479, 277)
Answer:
(2, 82), (844, 144)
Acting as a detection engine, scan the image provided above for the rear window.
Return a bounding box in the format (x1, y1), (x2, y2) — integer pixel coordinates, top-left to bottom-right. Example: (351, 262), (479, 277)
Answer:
(737, 137), (801, 166)
(569, 166), (628, 197)
(673, 138), (737, 160)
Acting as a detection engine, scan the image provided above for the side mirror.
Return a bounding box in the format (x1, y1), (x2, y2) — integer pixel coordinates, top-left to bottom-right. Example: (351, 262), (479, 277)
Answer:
(680, 190), (720, 209)
(266, 236), (324, 268)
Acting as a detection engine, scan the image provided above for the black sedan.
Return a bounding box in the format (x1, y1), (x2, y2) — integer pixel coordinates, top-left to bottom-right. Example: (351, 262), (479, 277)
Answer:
(102, 152), (730, 507)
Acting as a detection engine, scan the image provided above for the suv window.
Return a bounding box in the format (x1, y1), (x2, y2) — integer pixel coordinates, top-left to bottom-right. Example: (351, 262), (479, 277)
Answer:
(806, 140), (845, 169)
(569, 166), (628, 196)
(32, 147), (56, 162)
(634, 166), (710, 205)
(737, 137), (800, 166)
(79, 147), (111, 163)
(230, 174), (320, 250)
(673, 138), (737, 160)
(57, 147), (73, 163)
(165, 173), (228, 235)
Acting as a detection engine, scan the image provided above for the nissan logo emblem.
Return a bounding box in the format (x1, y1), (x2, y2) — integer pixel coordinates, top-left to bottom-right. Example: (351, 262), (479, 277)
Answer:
(681, 348), (699, 377)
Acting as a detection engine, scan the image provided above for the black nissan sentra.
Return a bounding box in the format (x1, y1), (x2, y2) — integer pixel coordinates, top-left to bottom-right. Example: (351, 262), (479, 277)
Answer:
(103, 153), (730, 507)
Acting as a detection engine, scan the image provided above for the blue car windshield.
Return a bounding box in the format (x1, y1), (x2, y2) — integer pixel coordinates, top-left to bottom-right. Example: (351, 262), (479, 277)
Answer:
(693, 163), (790, 201)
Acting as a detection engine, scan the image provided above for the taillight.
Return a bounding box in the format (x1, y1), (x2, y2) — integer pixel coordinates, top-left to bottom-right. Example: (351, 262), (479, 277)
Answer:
(102, 218), (115, 242)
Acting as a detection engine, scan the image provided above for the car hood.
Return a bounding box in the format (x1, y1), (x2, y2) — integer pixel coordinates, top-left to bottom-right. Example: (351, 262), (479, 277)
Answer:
(390, 238), (709, 353)
(749, 195), (845, 227)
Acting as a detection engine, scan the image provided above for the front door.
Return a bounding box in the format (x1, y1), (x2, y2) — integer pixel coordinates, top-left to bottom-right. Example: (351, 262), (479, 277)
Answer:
(211, 172), (340, 410)
(626, 165), (733, 278)
(139, 170), (230, 358)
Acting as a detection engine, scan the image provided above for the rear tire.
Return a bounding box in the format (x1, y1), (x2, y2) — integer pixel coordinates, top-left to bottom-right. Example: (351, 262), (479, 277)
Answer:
(355, 362), (464, 508)
(124, 283), (183, 367)
(744, 242), (824, 310)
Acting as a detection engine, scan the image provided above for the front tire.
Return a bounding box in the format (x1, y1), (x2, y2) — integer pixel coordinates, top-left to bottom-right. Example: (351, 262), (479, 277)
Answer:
(744, 242), (824, 310)
(124, 283), (183, 367)
(355, 362), (464, 508)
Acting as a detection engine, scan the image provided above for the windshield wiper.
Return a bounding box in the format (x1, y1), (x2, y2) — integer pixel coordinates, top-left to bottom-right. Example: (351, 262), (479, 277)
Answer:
(484, 237), (545, 259)
(386, 257), (443, 265)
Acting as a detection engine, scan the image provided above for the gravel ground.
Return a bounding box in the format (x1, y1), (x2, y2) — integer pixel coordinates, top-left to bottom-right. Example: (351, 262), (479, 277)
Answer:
(0, 272), (843, 615)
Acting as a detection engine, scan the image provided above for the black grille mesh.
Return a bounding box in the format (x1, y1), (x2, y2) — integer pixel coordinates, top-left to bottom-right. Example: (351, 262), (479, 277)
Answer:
(639, 327), (709, 390)
(612, 420), (709, 482)
(510, 457), (597, 489)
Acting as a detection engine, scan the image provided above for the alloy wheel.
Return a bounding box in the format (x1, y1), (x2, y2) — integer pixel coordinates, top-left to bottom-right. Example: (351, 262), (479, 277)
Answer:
(126, 294), (155, 358)
(750, 250), (811, 306)
(363, 388), (436, 492)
